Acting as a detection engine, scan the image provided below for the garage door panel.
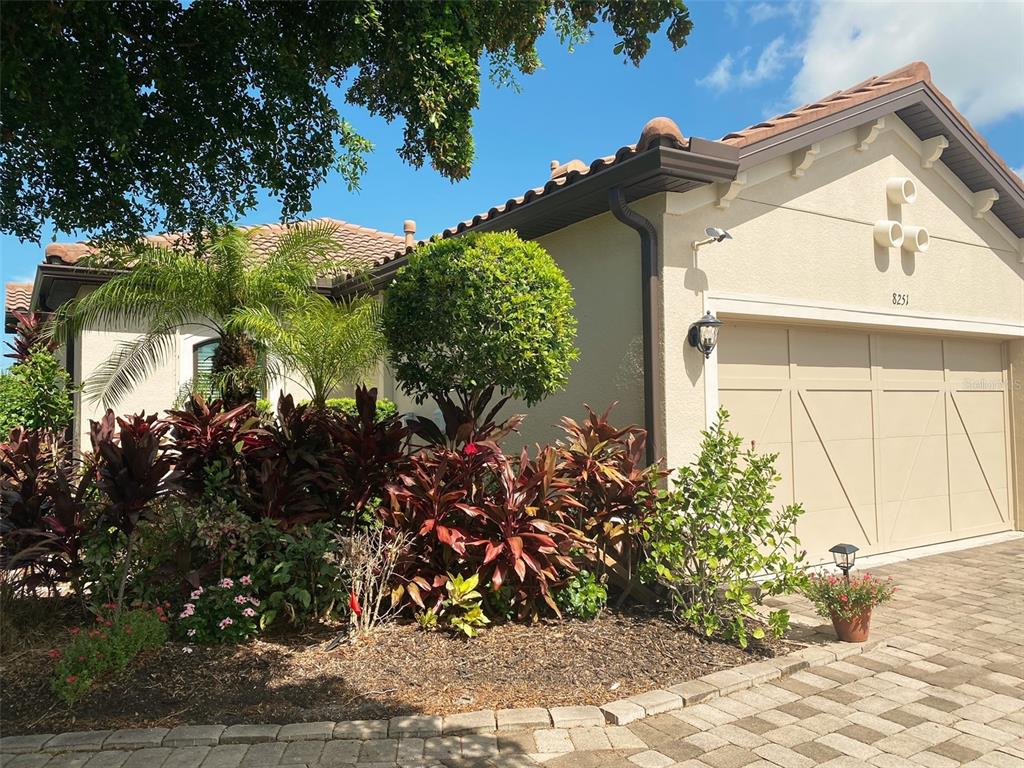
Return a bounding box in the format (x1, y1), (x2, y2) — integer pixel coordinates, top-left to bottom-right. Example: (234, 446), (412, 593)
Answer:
(718, 325), (789, 379)
(948, 391), (1009, 435)
(790, 328), (871, 380)
(885, 495), (951, 548)
(717, 323), (1012, 561)
(877, 335), (945, 382)
(878, 390), (945, 438)
(879, 435), (949, 502)
(795, 390), (875, 442)
(796, 505), (876, 554)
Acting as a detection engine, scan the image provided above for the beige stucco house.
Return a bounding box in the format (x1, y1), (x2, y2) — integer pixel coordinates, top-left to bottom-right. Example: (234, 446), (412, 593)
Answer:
(6, 61), (1023, 563)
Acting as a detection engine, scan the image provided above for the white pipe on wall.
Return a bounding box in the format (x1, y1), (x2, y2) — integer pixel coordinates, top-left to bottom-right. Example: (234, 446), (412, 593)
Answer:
(886, 177), (918, 205)
(902, 225), (930, 253)
(874, 220), (905, 248)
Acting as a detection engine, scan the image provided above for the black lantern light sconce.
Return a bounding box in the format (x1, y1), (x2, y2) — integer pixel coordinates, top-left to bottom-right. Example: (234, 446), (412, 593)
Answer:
(829, 543), (859, 581)
(687, 312), (723, 359)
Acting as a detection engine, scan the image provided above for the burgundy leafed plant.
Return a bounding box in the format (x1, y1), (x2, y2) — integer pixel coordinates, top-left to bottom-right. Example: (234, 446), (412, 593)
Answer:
(3, 310), (57, 363)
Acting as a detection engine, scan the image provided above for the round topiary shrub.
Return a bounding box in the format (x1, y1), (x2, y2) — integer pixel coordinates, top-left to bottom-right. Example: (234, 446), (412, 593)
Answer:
(382, 231), (577, 434)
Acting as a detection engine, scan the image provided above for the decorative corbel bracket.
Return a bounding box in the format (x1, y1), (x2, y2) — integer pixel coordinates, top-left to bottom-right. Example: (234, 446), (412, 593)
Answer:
(971, 188), (999, 219)
(856, 118), (885, 151)
(920, 135), (949, 169)
(716, 172), (747, 209)
(792, 143), (820, 178)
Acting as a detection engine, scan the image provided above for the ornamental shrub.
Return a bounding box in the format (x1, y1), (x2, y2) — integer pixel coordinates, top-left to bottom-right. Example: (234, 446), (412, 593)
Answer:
(382, 231), (578, 440)
(50, 604), (169, 705)
(641, 409), (807, 648)
(323, 396), (398, 422)
(0, 351), (74, 434)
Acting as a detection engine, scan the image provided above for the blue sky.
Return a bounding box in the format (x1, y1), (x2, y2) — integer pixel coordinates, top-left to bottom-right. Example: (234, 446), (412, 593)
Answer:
(3, 0), (1023, 359)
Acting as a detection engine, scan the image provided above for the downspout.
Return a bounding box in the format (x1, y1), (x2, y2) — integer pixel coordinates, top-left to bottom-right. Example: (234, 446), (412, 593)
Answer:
(608, 187), (663, 468)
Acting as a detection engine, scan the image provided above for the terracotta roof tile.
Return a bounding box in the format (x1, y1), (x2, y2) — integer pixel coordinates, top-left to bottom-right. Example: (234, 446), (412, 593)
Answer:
(44, 217), (405, 268)
(4, 282), (32, 314)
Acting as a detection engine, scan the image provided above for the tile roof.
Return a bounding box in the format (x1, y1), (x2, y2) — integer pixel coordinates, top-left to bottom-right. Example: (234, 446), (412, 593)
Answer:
(44, 217), (406, 269)
(423, 61), (1022, 242)
(4, 282), (32, 314)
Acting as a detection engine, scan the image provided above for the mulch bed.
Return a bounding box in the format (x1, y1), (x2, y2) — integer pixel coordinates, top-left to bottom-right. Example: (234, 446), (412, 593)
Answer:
(1, 600), (787, 736)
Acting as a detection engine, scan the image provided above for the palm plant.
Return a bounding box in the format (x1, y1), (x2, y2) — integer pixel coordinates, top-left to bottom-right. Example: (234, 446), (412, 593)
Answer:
(230, 294), (386, 410)
(51, 222), (353, 409)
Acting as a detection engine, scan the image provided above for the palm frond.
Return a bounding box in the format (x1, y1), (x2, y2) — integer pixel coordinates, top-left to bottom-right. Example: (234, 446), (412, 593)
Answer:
(82, 327), (180, 409)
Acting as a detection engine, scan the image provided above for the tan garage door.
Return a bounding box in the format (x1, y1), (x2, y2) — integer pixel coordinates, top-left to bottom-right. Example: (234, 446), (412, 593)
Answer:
(717, 323), (1013, 562)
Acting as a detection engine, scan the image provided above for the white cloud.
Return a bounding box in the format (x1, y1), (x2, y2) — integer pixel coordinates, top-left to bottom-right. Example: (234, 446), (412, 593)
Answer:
(699, 37), (791, 91)
(747, 1), (803, 24)
(790, 1), (1024, 126)
(1013, 166), (1024, 182)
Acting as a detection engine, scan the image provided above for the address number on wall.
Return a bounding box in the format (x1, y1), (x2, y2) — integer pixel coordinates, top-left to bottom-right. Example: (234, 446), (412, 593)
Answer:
(892, 293), (910, 306)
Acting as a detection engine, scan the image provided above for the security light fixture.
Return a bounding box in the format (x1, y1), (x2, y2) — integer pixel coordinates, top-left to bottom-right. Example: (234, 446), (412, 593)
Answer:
(692, 226), (733, 253)
(687, 312), (723, 359)
(830, 543), (859, 581)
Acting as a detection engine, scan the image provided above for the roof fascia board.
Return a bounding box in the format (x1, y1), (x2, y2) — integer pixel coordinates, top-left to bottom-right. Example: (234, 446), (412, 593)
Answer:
(736, 83), (1024, 214)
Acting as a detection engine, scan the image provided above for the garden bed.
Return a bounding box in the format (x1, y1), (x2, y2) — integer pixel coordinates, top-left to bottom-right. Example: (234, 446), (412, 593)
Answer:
(1, 602), (786, 735)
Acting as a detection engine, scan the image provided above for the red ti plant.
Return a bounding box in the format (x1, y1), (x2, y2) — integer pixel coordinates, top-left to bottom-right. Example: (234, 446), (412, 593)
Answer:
(89, 411), (175, 609)
(384, 441), (584, 619)
(324, 385), (409, 525)
(4, 310), (57, 363)
(556, 404), (665, 582)
(459, 447), (583, 619)
(164, 394), (261, 496)
(0, 427), (94, 598)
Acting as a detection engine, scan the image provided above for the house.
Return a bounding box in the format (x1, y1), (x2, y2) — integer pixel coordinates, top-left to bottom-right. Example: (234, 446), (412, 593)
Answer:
(7, 61), (1023, 563)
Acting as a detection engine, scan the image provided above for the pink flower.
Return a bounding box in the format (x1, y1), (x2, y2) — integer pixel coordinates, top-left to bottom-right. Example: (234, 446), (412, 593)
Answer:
(178, 603), (195, 618)
(190, 589), (204, 600)
(248, 597), (261, 607)
(240, 575), (252, 586)
(242, 607), (256, 618)
(218, 617), (234, 630)
(234, 595), (248, 604)
(219, 578), (234, 589)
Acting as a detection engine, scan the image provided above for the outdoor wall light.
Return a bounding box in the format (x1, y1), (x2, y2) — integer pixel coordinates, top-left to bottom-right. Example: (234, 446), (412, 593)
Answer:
(830, 543), (859, 581)
(688, 312), (723, 359)
(691, 226), (733, 254)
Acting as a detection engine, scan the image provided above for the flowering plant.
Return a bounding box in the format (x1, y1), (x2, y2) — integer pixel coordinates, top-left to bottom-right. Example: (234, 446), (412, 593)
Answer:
(176, 576), (262, 644)
(803, 572), (896, 621)
(50, 603), (169, 705)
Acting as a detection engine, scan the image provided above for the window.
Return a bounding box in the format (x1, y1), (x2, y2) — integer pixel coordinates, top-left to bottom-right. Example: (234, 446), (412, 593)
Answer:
(192, 339), (219, 399)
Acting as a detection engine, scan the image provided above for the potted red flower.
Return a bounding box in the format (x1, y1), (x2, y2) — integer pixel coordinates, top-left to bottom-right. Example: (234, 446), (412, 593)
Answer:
(803, 572), (896, 642)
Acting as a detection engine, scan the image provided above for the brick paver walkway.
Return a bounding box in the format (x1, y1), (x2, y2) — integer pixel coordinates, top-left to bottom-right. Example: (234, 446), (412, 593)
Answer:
(3, 539), (1022, 768)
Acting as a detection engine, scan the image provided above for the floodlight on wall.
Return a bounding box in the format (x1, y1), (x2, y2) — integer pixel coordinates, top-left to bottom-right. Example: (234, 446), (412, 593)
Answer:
(691, 226), (733, 254)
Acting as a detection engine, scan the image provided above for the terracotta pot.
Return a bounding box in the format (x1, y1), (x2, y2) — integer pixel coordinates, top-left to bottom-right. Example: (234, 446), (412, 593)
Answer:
(831, 609), (872, 642)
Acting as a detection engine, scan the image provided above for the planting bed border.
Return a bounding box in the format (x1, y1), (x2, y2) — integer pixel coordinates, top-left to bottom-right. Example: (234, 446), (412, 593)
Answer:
(0, 631), (886, 755)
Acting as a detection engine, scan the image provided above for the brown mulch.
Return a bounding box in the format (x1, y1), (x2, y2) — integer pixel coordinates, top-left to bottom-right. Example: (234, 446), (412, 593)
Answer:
(1, 600), (788, 736)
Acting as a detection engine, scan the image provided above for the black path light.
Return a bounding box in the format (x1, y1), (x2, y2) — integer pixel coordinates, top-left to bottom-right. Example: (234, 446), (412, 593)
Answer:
(687, 312), (723, 359)
(830, 543), (859, 581)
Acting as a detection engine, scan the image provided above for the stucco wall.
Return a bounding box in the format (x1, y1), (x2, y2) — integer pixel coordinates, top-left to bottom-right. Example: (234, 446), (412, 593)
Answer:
(660, 116), (1023, 471)
(380, 205), (651, 452)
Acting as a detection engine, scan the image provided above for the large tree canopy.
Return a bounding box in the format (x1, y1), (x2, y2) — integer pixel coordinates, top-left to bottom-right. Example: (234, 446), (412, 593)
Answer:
(1, 1), (693, 243)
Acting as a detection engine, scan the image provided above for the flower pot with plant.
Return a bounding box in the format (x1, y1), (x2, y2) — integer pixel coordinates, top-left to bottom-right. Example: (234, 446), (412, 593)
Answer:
(803, 572), (896, 642)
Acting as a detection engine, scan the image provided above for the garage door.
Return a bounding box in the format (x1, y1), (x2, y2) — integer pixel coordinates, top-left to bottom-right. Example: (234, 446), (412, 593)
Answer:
(717, 323), (1013, 562)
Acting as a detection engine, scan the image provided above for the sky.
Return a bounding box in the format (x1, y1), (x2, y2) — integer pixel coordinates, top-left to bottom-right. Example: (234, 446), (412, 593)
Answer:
(3, 0), (1023, 360)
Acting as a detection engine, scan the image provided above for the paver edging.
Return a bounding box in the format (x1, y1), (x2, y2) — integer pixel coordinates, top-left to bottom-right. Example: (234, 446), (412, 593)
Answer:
(2, 633), (886, 754)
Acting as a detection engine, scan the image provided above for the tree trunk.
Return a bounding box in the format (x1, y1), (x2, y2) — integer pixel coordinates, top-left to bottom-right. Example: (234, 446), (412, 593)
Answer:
(212, 332), (260, 408)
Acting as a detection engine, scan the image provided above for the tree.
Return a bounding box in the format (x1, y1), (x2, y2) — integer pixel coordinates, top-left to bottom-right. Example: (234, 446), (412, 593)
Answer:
(51, 221), (350, 409)
(2, 2), (693, 243)
(382, 231), (578, 441)
(230, 294), (386, 410)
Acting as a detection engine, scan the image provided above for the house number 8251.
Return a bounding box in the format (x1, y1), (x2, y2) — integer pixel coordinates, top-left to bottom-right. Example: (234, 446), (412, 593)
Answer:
(892, 293), (909, 306)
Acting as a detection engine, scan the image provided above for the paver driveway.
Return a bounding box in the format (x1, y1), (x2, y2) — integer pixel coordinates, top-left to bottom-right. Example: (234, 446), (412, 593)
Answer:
(4, 538), (1022, 768)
